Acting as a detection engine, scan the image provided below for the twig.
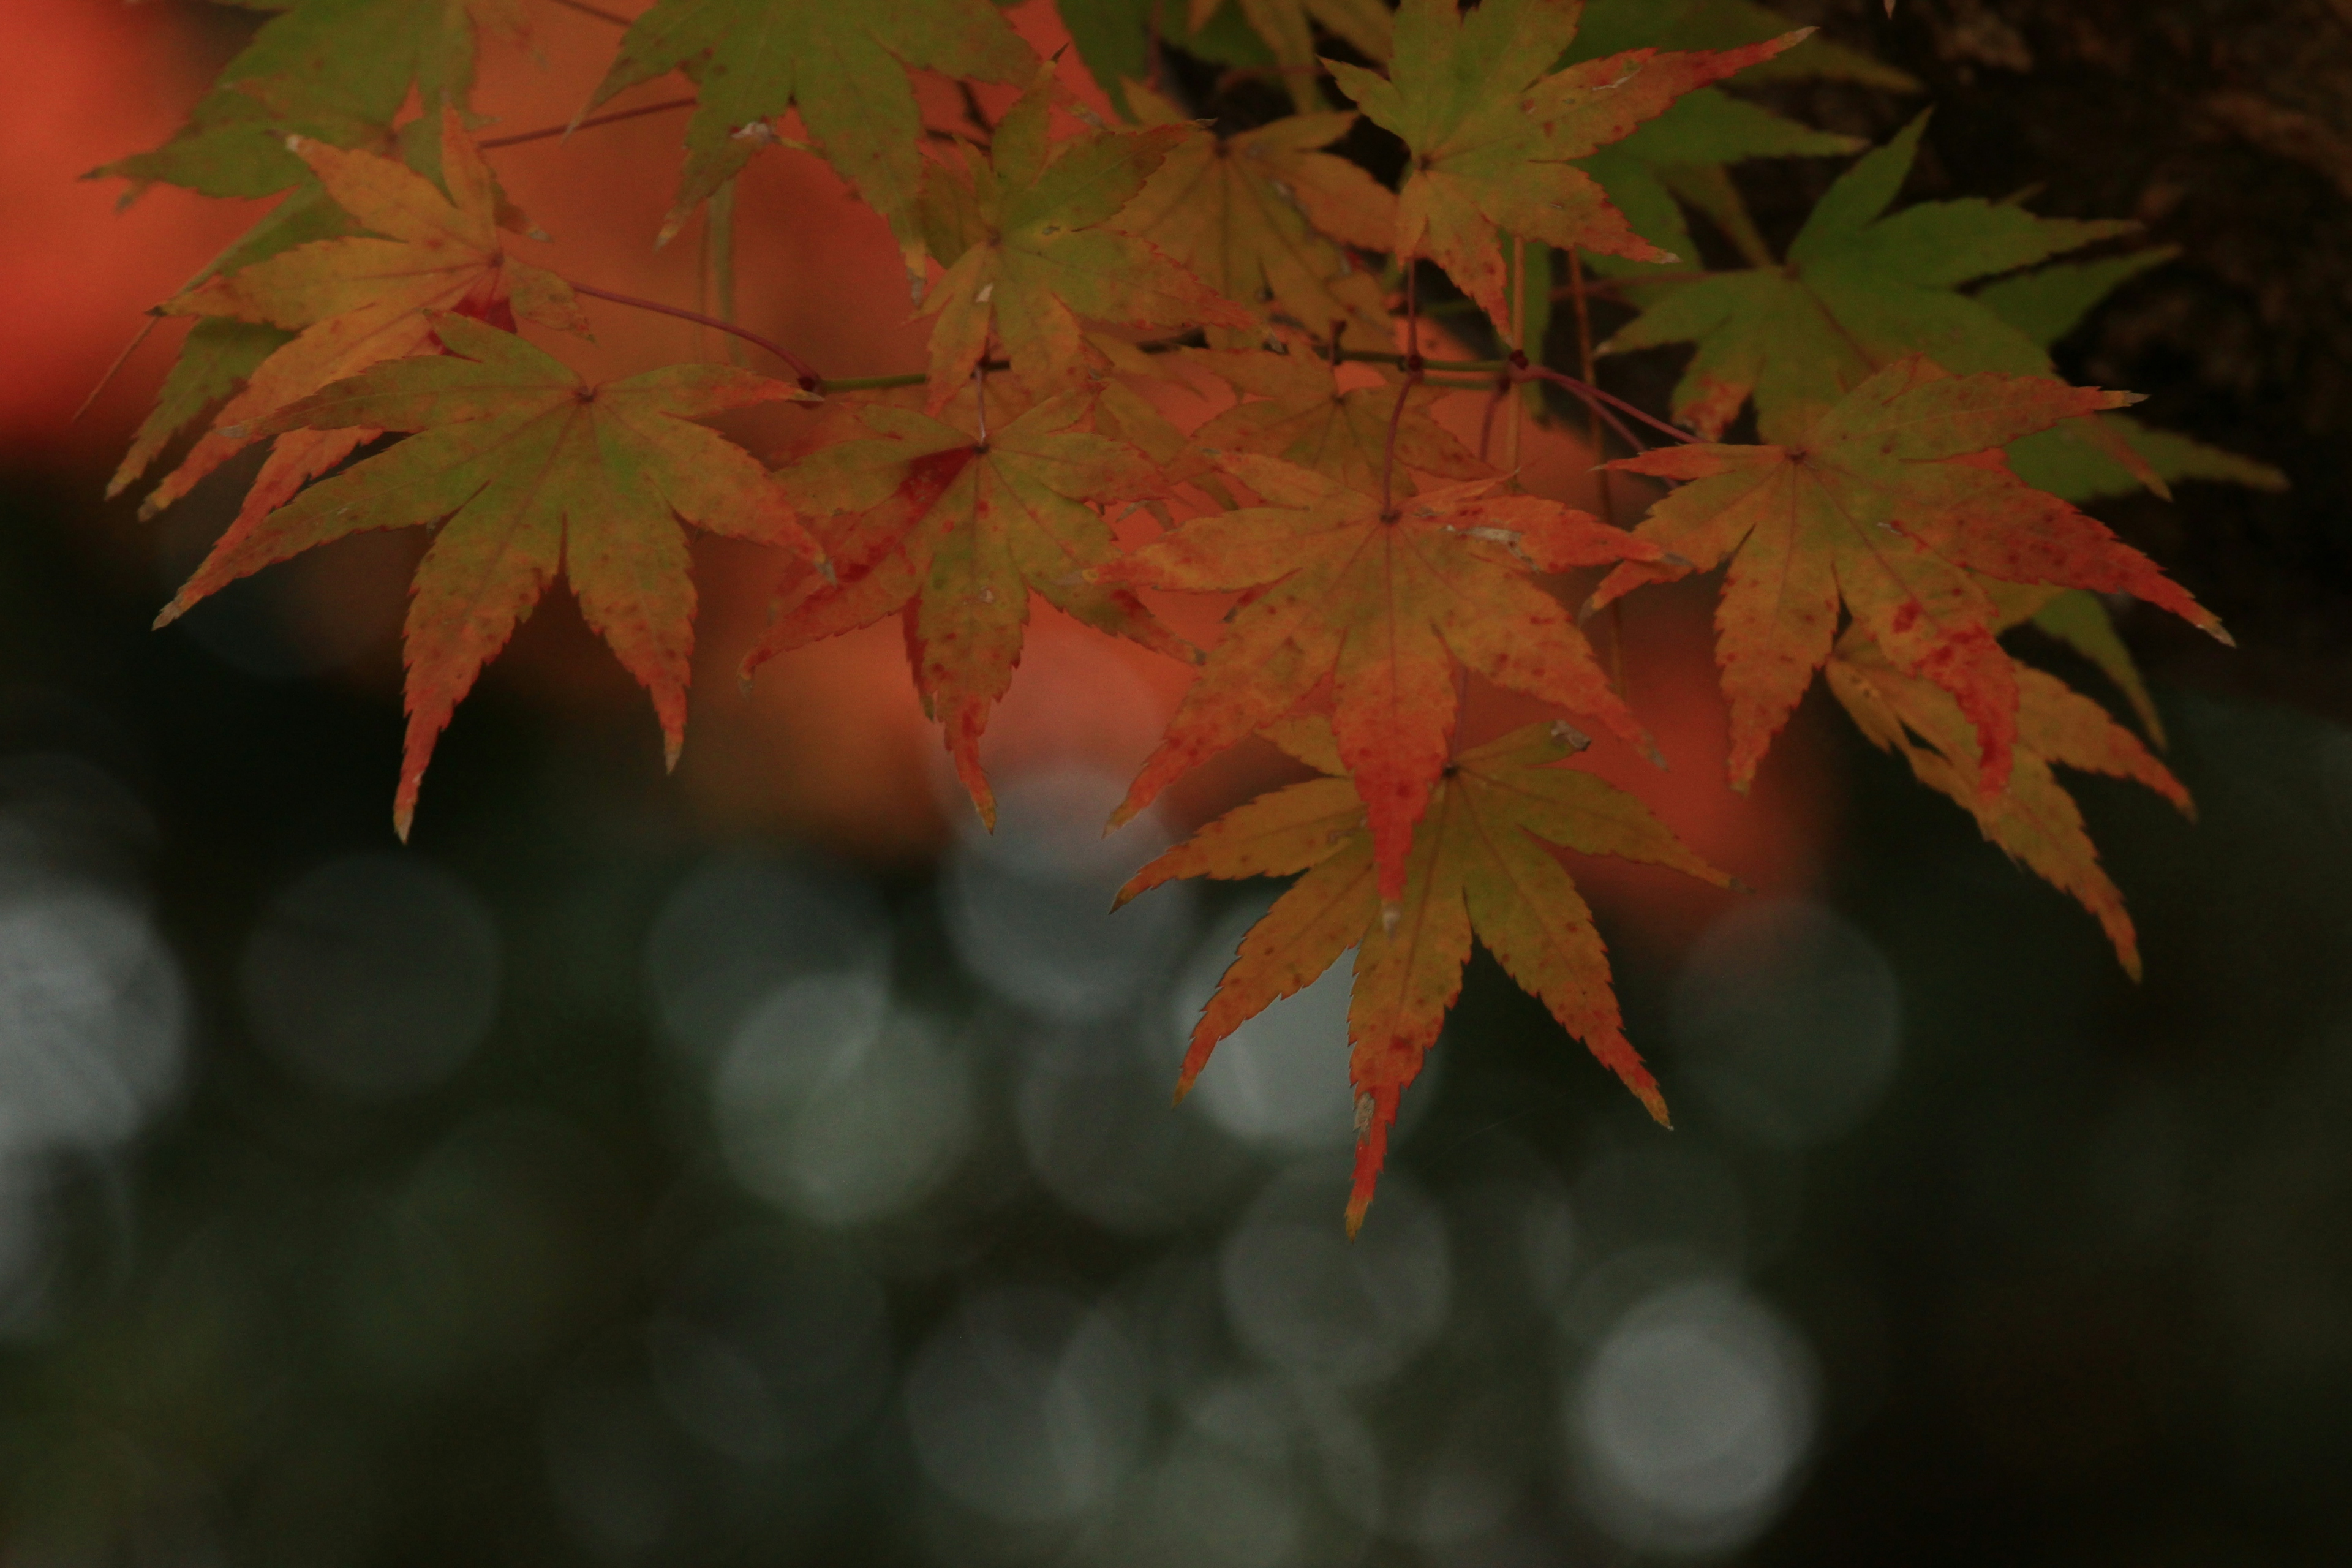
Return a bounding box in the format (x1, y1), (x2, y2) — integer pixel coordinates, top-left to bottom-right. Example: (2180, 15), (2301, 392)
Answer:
(1380, 264), (1424, 519)
(1477, 384), (1507, 464)
(1570, 249), (1627, 693)
(565, 279), (823, 389)
(70, 315), (158, 427)
(480, 97), (696, 150)
(546, 0), (633, 25)
(1518, 364), (1696, 447)
(1506, 236), (1527, 472)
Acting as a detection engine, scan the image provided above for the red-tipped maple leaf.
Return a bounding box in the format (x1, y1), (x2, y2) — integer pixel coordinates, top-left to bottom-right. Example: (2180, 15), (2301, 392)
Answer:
(1826, 622), (2190, 978)
(1588, 359), (2228, 794)
(124, 108), (586, 529)
(1108, 454), (1659, 900)
(916, 67), (1253, 410)
(1121, 717), (1728, 1231)
(747, 380), (1190, 824)
(159, 315), (818, 838)
(1325, 0), (1809, 331)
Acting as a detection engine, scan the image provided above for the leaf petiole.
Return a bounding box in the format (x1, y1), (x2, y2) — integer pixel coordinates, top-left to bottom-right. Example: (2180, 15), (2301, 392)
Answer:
(564, 279), (824, 390)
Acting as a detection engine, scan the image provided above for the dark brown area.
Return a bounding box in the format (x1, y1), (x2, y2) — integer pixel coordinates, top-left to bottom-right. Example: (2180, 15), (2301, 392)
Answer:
(1770, 0), (2352, 719)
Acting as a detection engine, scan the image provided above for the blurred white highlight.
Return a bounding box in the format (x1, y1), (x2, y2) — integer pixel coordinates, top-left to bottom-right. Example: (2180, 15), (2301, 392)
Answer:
(1220, 1161), (1451, 1389)
(902, 1288), (1148, 1523)
(1672, 897), (1901, 1148)
(714, 974), (973, 1226)
(943, 766), (1195, 1022)
(1170, 902), (1358, 1153)
(1567, 1280), (1819, 1554)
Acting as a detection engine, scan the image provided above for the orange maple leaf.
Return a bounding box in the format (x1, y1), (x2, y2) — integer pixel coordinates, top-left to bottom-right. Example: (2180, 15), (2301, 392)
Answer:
(124, 108), (586, 533)
(1588, 359), (2228, 794)
(747, 381), (1191, 824)
(1122, 716), (1728, 1231)
(157, 315), (818, 839)
(1827, 621), (2190, 978)
(1109, 454), (1659, 900)
(1112, 88), (1396, 347)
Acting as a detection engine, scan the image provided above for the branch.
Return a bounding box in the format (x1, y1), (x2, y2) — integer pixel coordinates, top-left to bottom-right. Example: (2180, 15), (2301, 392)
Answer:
(480, 97), (696, 150)
(1381, 265), (1424, 518)
(546, 0), (633, 25)
(1517, 365), (1698, 447)
(565, 280), (824, 389)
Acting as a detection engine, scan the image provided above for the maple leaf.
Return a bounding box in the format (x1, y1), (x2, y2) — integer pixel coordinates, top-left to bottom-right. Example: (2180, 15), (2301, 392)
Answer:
(1588, 360), (2228, 793)
(1991, 582), (2168, 746)
(1569, 0), (1909, 271)
(156, 314), (819, 839)
(1605, 115), (2135, 440)
(915, 69), (1254, 409)
(745, 381), (1189, 825)
(1826, 624), (2189, 978)
(1183, 346), (1488, 494)
(1579, 0), (1917, 91)
(127, 110), (587, 541)
(1324, 0), (1809, 333)
(1108, 454), (1660, 900)
(1187, 0), (1393, 109)
(1113, 88), (1396, 347)
(94, 0), (521, 198)
(581, 0), (1034, 259)
(1121, 716), (1728, 1231)
(1970, 246), (2291, 504)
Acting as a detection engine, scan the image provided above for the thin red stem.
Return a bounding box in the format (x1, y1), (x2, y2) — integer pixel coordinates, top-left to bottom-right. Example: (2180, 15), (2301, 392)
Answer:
(1518, 364), (1696, 447)
(1380, 265), (1425, 518)
(546, 0), (632, 25)
(480, 97), (695, 150)
(1569, 250), (1627, 693)
(566, 279), (823, 389)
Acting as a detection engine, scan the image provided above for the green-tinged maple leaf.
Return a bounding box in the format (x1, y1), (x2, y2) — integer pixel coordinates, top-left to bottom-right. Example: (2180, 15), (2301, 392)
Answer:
(744, 380), (1190, 824)
(1574, 87), (1863, 270)
(1324, 0), (1809, 333)
(1970, 246), (2291, 503)
(1114, 88), (1395, 347)
(1182, 346), (1488, 494)
(1188, 0), (1392, 108)
(107, 187), (368, 505)
(1827, 626), (2188, 978)
(93, 0), (521, 198)
(1121, 716), (1728, 1231)
(130, 109), (587, 535)
(1576, 0), (1918, 91)
(156, 314), (818, 839)
(582, 0), (1035, 260)
(915, 70), (1254, 410)
(112, 320), (292, 503)
(1605, 116), (2136, 440)
(1572, 0), (1904, 271)
(1588, 360), (2226, 793)
(1107, 453), (1659, 900)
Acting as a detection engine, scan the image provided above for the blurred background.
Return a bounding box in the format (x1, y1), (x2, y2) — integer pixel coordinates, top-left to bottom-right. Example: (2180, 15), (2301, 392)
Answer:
(2, 0), (2350, 1562)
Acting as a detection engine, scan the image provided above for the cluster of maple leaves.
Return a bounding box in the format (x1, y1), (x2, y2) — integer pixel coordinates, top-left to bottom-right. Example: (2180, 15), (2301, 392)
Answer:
(102, 0), (2276, 1227)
